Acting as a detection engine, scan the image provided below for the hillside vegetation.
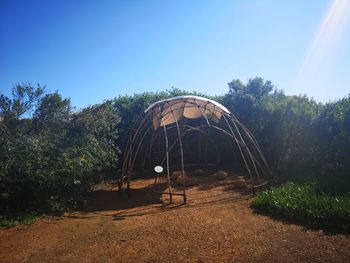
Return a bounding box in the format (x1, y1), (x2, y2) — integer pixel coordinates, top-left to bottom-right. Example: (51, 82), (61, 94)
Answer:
(1, 78), (349, 229)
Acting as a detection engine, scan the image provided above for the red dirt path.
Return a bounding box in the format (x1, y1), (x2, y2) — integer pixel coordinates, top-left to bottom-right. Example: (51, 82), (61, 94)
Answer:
(1, 176), (349, 263)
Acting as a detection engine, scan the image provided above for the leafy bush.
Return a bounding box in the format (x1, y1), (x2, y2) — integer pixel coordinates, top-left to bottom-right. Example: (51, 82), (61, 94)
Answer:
(0, 86), (120, 213)
(251, 182), (350, 232)
(0, 212), (40, 228)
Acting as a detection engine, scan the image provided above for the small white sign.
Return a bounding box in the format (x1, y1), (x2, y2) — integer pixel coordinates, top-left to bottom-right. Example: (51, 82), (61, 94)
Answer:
(154, 166), (163, 173)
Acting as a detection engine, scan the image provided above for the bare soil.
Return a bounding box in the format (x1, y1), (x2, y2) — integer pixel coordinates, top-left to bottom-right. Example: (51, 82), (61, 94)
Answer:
(1, 176), (350, 263)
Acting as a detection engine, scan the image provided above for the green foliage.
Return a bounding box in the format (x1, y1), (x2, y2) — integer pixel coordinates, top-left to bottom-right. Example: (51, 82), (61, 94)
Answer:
(0, 84), (120, 213)
(252, 182), (350, 232)
(0, 212), (40, 228)
(1, 78), (350, 225)
(312, 96), (350, 192)
(223, 78), (327, 180)
(0, 83), (45, 140)
(0, 83), (45, 121)
(33, 92), (72, 133)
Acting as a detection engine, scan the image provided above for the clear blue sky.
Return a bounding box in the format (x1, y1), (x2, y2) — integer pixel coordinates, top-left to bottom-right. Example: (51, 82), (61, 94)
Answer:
(1, 0), (350, 108)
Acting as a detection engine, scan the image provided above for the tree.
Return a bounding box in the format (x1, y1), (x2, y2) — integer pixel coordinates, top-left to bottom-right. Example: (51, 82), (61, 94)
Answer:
(0, 83), (45, 139)
(33, 92), (72, 133)
(0, 83), (45, 121)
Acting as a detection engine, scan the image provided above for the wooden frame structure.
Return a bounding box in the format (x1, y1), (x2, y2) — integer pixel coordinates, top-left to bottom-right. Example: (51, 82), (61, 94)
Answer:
(121, 96), (269, 204)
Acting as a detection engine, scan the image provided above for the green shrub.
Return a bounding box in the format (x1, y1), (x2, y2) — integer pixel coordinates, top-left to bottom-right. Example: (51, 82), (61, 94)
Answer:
(0, 212), (40, 228)
(251, 182), (350, 232)
(0, 87), (120, 214)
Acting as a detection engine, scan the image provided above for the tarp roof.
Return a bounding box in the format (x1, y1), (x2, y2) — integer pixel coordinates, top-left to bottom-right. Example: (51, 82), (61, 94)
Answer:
(145, 96), (230, 129)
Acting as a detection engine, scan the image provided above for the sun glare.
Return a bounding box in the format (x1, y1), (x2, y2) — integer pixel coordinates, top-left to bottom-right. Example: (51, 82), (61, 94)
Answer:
(295, 0), (350, 99)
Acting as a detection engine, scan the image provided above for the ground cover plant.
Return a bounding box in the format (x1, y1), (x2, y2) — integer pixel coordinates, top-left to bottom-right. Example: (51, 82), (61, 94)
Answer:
(251, 182), (350, 232)
(0, 212), (40, 228)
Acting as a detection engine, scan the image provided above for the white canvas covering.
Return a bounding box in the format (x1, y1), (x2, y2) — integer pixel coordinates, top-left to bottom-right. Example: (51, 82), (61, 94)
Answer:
(145, 96), (230, 129)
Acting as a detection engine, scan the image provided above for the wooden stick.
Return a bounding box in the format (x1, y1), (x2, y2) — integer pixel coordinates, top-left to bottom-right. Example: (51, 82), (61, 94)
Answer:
(162, 119), (173, 204)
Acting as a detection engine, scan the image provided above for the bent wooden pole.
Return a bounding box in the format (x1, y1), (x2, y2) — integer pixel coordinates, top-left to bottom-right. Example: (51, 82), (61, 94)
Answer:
(162, 119), (173, 204)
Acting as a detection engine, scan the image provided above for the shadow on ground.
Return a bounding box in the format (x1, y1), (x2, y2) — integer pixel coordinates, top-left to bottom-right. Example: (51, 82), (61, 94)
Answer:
(85, 182), (168, 213)
(65, 175), (255, 221)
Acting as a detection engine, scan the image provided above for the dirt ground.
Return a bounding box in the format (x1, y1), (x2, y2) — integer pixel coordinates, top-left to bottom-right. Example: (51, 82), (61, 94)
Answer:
(1, 175), (350, 263)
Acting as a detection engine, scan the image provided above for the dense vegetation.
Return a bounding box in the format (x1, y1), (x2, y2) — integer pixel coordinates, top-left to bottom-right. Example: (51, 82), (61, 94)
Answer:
(1, 78), (349, 229)
(252, 183), (350, 232)
(0, 84), (119, 213)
